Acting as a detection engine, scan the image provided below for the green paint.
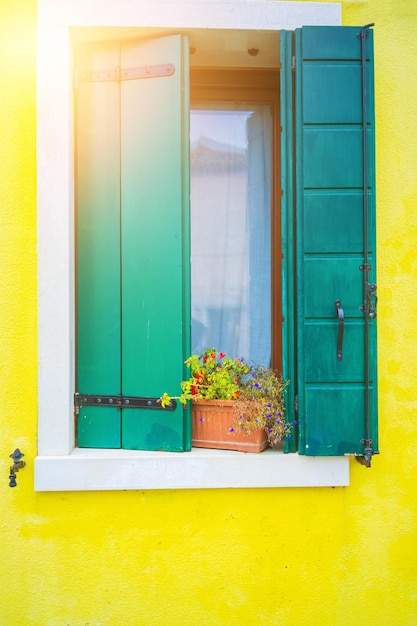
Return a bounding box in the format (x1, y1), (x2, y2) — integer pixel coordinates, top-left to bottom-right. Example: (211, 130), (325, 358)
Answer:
(280, 29), (297, 453)
(293, 26), (377, 456)
(76, 42), (122, 447)
(120, 35), (191, 451)
(76, 36), (191, 450)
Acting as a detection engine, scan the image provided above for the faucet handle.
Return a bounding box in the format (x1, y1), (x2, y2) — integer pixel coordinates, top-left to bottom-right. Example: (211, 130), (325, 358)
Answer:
(10, 449), (24, 463)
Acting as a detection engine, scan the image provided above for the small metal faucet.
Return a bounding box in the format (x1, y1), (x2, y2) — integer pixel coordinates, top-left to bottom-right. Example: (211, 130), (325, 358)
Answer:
(9, 449), (26, 487)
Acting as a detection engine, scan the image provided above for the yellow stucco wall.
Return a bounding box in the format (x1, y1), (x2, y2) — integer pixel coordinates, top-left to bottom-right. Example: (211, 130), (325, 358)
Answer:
(1, 0), (416, 623)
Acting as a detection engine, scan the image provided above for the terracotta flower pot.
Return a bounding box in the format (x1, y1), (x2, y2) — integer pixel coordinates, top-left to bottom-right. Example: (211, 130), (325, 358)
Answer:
(191, 399), (268, 453)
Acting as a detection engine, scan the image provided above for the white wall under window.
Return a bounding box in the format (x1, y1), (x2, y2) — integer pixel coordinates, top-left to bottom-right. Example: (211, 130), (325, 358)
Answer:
(35, 0), (347, 491)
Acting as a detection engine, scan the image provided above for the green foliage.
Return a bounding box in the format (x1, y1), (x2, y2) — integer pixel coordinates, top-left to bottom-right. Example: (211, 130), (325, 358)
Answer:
(160, 349), (249, 407)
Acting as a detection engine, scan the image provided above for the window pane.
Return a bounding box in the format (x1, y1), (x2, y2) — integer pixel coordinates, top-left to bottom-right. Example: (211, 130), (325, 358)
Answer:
(190, 104), (272, 365)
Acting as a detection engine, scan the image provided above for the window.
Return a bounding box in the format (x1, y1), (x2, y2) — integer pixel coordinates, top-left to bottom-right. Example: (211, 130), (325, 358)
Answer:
(74, 29), (377, 459)
(36, 1), (366, 491)
(190, 104), (273, 363)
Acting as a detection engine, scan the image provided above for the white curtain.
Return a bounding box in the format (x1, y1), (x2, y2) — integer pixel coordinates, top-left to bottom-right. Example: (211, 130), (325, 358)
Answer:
(247, 106), (272, 365)
(190, 105), (272, 365)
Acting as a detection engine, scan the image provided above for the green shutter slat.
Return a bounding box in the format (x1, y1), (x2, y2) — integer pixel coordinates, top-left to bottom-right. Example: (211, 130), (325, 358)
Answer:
(76, 42), (122, 448)
(120, 35), (191, 451)
(294, 26), (378, 458)
(280, 30), (297, 453)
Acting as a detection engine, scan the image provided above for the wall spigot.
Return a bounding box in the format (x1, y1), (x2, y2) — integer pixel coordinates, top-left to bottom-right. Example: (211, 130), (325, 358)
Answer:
(9, 449), (26, 487)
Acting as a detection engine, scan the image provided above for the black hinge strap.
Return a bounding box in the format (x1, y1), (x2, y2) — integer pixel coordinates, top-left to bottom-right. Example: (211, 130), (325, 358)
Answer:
(75, 63), (175, 86)
(74, 393), (176, 414)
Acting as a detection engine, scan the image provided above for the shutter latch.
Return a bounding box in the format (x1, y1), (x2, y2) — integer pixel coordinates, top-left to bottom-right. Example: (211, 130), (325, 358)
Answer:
(359, 268), (378, 319)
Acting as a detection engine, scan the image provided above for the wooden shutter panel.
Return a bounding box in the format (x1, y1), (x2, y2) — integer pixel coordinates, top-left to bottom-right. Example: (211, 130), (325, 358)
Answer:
(282, 26), (378, 462)
(76, 42), (122, 448)
(120, 36), (191, 451)
(76, 35), (191, 451)
(280, 30), (297, 453)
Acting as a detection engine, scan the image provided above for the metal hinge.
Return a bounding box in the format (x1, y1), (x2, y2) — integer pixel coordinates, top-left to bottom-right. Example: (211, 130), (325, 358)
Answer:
(74, 392), (176, 414)
(75, 63), (175, 88)
(359, 265), (378, 319)
(294, 394), (298, 414)
(291, 55), (296, 72)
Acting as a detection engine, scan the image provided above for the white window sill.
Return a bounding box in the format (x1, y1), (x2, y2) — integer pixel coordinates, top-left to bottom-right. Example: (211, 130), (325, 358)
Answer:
(34, 448), (349, 491)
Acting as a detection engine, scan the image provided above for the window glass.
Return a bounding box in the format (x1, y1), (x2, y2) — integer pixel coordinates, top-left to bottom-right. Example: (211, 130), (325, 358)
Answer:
(190, 104), (272, 365)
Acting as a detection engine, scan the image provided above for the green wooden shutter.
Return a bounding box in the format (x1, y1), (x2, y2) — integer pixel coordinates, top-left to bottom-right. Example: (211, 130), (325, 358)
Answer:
(282, 26), (378, 462)
(76, 35), (191, 451)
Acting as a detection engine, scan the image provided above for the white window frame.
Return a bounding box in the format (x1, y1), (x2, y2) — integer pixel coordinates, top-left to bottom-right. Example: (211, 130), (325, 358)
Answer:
(35, 0), (348, 491)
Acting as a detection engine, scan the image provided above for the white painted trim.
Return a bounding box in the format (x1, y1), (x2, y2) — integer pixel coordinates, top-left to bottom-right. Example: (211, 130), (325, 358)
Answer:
(37, 26), (75, 456)
(36, 0), (343, 490)
(38, 1), (341, 30)
(35, 449), (349, 491)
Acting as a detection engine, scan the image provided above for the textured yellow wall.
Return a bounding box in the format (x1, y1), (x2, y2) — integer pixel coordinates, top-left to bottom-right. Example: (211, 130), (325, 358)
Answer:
(1, 0), (417, 624)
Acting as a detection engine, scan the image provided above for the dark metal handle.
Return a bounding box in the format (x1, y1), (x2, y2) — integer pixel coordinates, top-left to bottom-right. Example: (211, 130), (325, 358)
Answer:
(335, 300), (344, 361)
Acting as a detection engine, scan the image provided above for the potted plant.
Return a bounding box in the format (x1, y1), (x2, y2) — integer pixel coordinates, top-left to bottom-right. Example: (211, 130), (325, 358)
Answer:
(160, 349), (291, 453)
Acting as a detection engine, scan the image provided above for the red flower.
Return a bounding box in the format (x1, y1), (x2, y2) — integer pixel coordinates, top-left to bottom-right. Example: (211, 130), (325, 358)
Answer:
(191, 385), (197, 395)
(203, 355), (208, 362)
(219, 352), (226, 359)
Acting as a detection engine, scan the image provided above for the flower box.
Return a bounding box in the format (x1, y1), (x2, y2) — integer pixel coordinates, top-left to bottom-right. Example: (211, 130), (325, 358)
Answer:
(192, 399), (268, 453)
